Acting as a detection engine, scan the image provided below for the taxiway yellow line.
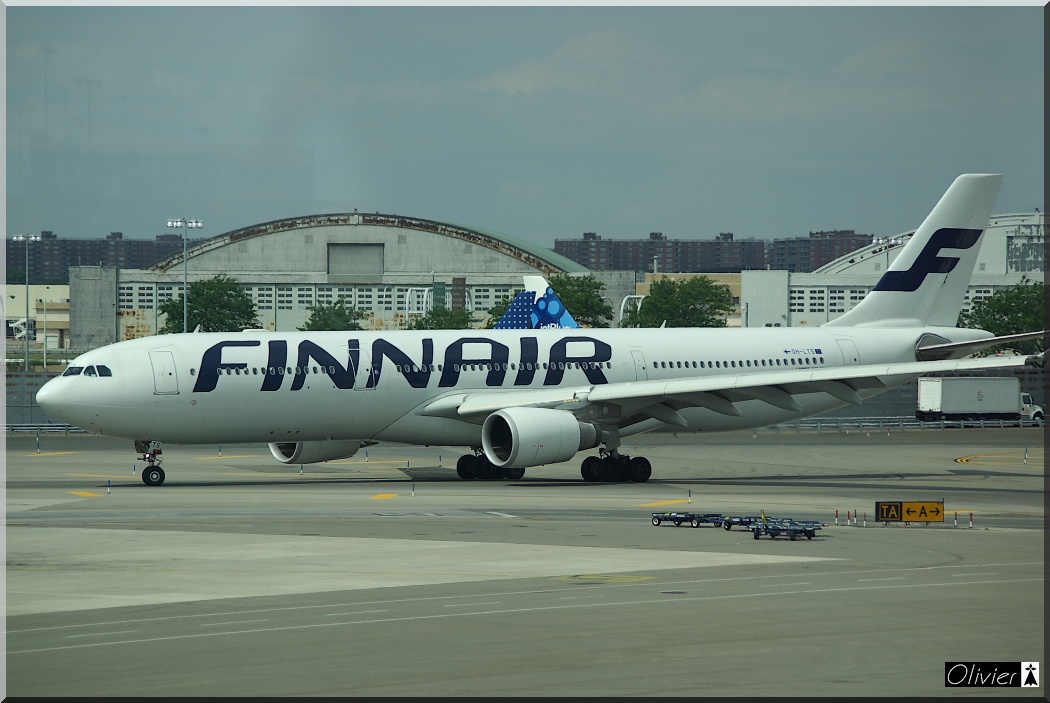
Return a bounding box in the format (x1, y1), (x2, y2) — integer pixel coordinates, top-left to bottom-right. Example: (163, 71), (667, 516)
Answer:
(25, 451), (76, 457)
(370, 493), (399, 500)
(68, 491), (104, 497)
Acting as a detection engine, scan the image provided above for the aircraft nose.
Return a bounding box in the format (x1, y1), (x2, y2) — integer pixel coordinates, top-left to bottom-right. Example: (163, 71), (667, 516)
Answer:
(36, 378), (66, 421)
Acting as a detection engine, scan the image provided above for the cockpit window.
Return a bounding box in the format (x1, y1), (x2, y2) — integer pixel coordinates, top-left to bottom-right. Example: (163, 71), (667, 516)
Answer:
(62, 366), (84, 377)
(83, 366), (98, 376)
(97, 365), (113, 377)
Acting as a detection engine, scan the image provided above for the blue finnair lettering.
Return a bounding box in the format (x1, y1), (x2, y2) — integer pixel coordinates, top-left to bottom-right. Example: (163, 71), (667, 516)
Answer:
(192, 340), (260, 392)
(193, 335), (612, 393)
(874, 228), (982, 292)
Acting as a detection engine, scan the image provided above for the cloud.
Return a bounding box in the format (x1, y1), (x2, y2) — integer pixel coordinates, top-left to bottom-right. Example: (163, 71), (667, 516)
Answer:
(466, 30), (642, 97)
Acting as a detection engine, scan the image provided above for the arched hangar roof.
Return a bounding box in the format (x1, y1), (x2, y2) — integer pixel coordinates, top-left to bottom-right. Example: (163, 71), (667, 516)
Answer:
(151, 212), (588, 275)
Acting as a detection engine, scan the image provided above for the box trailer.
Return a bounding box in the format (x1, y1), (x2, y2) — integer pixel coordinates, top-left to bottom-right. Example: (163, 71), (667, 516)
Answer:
(916, 377), (1043, 422)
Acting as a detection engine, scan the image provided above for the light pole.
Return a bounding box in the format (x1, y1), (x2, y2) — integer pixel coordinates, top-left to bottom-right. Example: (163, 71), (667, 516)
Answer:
(13, 234), (41, 371)
(42, 285), (49, 371)
(166, 218), (203, 333)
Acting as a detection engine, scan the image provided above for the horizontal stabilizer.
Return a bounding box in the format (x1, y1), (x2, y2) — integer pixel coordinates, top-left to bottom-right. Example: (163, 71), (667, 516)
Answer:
(916, 330), (1045, 360)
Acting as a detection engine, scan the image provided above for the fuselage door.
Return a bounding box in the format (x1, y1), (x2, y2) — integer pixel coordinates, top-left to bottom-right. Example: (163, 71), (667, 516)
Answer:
(837, 339), (861, 366)
(149, 350), (179, 394)
(631, 349), (648, 381)
(351, 344), (375, 391)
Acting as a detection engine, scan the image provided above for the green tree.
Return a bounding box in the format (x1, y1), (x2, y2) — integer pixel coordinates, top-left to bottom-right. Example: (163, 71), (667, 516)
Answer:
(482, 274), (614, 328)
(958, 277), (1045, 355)
(298, 298), (367, 331)
(158, 274), (259, 333)
(547, 274), (613, 328)
(409, 305), (476, 330)
(620, 276), (734, 328)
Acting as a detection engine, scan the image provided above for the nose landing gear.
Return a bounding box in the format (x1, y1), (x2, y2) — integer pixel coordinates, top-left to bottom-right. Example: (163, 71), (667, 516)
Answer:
(135, 440), (166, 486)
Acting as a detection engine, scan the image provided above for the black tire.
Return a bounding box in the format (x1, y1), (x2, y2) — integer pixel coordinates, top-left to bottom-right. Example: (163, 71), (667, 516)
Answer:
(789, 532), (798, 541)
(474, 457), (497, 480)
(673, 520), (682, 526)
(691, 519), (700, 528)
(503, 467), (525, 480)
(723, 520), (733, 531)
(581, 456), (600, 482)
(752, 529), (760, 540)
(142, 466), (165, 486)
(595, 458), (620, 482)
(628, 456), (652, 483)
(652, 517), (661, 526)
(456, 455), (476, 480)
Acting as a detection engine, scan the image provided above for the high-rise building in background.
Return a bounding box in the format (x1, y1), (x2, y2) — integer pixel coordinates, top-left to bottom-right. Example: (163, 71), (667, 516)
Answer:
(6, 231), (196, 284)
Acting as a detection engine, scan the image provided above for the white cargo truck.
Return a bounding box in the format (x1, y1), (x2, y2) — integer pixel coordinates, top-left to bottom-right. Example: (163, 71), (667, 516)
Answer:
(916, 377), (1043, 423)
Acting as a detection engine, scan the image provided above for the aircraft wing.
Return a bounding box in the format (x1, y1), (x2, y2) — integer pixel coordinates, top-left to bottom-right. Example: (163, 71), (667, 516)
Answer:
(420, 352), (1038, 426)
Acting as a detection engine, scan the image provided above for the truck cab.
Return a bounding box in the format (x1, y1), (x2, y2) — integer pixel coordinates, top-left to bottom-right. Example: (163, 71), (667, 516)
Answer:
(1020, 393), (1043, 424)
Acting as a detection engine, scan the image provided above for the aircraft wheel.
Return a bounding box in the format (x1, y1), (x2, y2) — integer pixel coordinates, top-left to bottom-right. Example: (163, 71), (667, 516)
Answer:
(581, 456), (599, 482)
(503, 467), (525, 480)
(628, 456), (652, 483)
(474, 457), (497, 480)
(142, 466), (165, 486)
(596, 458), (620, 482)
(456, 455), (476, 480)
(652, 517), (661, 526)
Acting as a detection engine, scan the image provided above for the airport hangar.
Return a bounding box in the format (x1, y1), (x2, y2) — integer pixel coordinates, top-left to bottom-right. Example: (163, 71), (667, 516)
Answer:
(68, 212), (638, 349)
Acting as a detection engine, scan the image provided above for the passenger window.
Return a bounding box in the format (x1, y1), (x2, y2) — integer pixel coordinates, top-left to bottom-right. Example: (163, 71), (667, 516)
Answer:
(62, 366), (83, 377)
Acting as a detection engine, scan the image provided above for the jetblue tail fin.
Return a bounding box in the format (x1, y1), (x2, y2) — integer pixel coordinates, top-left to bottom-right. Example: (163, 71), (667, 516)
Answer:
(495, 276), (580, 329)
(824, 174), (1002, 328)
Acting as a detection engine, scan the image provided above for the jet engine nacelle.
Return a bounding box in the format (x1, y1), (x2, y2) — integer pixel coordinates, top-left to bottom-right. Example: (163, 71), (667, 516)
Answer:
(268, 440), (363, 465)
(482, 407), (600, 469)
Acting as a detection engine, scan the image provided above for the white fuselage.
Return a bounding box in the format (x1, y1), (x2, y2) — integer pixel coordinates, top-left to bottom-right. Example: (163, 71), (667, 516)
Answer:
(37, 325), (940, 446)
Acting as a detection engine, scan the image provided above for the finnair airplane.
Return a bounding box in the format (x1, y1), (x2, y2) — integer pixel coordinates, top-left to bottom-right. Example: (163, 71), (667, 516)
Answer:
(36, 174), (1044, 486)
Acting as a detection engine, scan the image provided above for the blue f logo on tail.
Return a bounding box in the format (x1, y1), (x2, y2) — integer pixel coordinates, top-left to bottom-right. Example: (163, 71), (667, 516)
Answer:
(873, 228), (982, 292)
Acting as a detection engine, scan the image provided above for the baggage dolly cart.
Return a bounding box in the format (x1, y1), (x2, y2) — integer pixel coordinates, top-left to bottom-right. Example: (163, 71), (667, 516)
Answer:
(747, 513), (824, 540)
(651, 512), (724, 528)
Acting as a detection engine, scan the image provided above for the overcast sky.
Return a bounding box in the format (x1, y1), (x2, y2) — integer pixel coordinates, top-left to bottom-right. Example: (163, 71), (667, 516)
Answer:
(6, 4), (1044, 249)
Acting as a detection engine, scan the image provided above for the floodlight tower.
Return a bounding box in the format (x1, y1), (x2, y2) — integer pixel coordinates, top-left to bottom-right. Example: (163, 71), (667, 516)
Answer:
(166, 218), (203, 333)
(12, 233), (42, 370)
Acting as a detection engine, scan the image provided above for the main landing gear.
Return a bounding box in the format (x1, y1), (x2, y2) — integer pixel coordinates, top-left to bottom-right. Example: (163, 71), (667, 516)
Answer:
(580, 449), (651, 483)
(456, 450), (526, 481)
(135, 440), (166, 486)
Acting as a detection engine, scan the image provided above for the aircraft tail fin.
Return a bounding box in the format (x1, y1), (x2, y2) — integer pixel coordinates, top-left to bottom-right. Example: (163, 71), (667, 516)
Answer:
(824, 174), (1003, 329)
(494, 276), (580, 329)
